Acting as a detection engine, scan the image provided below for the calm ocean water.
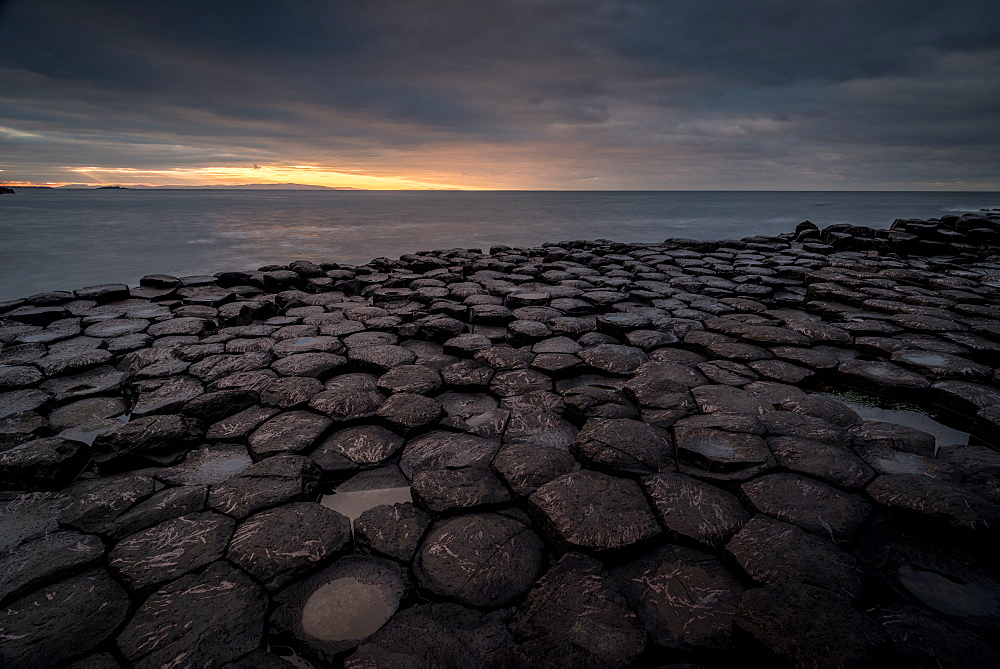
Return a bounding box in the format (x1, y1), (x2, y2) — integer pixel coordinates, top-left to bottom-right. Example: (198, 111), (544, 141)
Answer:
(2, 189), (999, 302)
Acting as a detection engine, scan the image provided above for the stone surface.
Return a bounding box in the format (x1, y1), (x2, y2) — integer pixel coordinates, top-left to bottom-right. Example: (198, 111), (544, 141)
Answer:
(642, 472), (750, 549)
(0, 531), (105, 602)
(528, 470), (662, 552)
(354, 502), (431, 563)
(0, 569), (130, 668)
(611, 545), (743, 650)
(741, 473), (871, 542)
(572, 417), (674, 475)
(414, 513), (544, 608)
(208, 454), (321, 519)
(116, 561), (268, 668)
(228, 502), (351, 589)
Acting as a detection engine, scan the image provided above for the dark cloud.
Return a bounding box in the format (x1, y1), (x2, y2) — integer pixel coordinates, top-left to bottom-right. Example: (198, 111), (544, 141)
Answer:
(0, 0), (997, 188)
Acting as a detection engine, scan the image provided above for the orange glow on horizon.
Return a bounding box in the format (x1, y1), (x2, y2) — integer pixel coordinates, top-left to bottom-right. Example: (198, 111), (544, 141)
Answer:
(48, 165), (485, 190)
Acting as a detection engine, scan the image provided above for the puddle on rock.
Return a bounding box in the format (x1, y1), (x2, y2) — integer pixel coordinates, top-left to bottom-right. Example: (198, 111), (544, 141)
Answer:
(814, 388), (971, 447)
(300, 577), (395, 642)
(320, 487), (412, 527)
(898, 565), (999, 618)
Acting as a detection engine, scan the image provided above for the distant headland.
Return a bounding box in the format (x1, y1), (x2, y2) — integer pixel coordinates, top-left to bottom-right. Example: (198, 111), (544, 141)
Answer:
(0, 186), (15, 194)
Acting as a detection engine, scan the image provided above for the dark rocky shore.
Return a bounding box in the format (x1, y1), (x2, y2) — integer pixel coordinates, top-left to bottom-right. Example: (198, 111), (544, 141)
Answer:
(2, 212), (1000, 667)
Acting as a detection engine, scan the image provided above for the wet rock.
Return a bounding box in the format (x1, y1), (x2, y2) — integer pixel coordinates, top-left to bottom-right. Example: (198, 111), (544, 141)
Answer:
(109, 512), (234, 589)
(414, 513), (543, 607)
(489, 368), (552, 396)
(642, 472), (750, 549)
(492, 441), (580, 497)
(441, 359), (495, 388)
(346, 603), (515, 669)
(476, 344), (535, 370)
(355, 502), (431, 563)
(208, 454), (321, 519)
(228, 502), (351, 590)
(36, 347), (113, 377)
(0, 388), (51, 419)
(189, 352), (274, 383)
(308, 387), (385, 421)
(131, 375), (204, 417)
(768, 436), (874, 488)
(376, 392), (442, 432)
(411, 466), (511, 514)
(734, 582), (887, 666)
(117, 561), (267, 668)
(49, 397), (128, 430)
(92, 414), (202, 468)
(528, 470), (661, 552)
(271, 556), (407, 664)
(260, 376), (323, 409)
(271, 351), (345, 378)
(248, 410), (331, 458)
(0, 531), (104, 602)
(778, 394), (862, 427)
(118, 347), (190, 379)
(890, 350), (992, 381)
(348, 344), (417, 373)
(511, 552), (646, 667)
(158, 443), (253, 486)
(741, 473), (871, 542)
(838, 359), (931, 390)
(315, 425), (404, 468)
(624, 362), (706, 407)
(849, 420), (936, 457)
(0, 569), (130, 668)
(103, 484), (208, 539)
(443, 333), (493, 357)
(0, 365), (43, 390)
(761, 410), (849, 445)
(206, 405), (280, 441)
(691, 384), (772, 416)
(866, 473), (1000, 532)
(0, 491), (71, 552)
(209, 368), (279, 393)
(146, 316), (211, 337)
(611, 545), (743, 650)
(562, 384), (641, 422)
(377, 364), (442, 394)
(180, 389), (258, 423)
(0, 436), (89, 490)
(572, 418), (674, 475)
(877, 603), (1000, 668)
(400, 431), (501, 479)
(578, 344), (649, 375)
(725, 515), (865, 598)
(61, 473), (156, 535)
(674, 427), (775, 481)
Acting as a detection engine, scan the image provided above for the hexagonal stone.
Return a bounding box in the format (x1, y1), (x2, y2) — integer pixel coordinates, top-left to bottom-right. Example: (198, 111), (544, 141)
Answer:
(0, 569), (130, 667)
(207, 454), (321, 519)
(726, 514), (864, 599)
(60, 473), (157, 535)
(769, 436), (874, 488)
(314, 425), (405, 468)
(642, 472), (750, 549)
(118, 347), (191, 378)
(271, 556), (407, 664)
(578, 344), (649, 375)
(348, 344), (417, 373)
(528, 470), (661, 552)
(271, 352), (345, 378)
(247, 410), (331, 458)
(572, 418), (673, 475)
(0, 365), (43, 391)
(259, 376), (323, 409)
(354, 502), (431, 563)
(849, 420), (936, 457)
(206, 405), (280, 441)
(489, 368), (552, 396)
(36, 347), (114, 377)
(131, 376), (205, 417)
(228, 502), (351, 590)
(691, 384), (773, 416)
(376, 365), (442, 395)
(762, 410), (849, 445)
(735, 582), (888, 667)
(866, 473), (1000, 531)
(92, 414), (203, 468)
(376, 392), (441, 432)
(510, 552), (646, 667)
(41, 366), (126, 402)
(159, 444), (254, 486)
(84, 318), (149, 338)
(414, 513), (543, 608)
(741, 473), (871, 543)
(308, 388), (385, 421)
(346, 603), (515, 669)
(491, 441), (580, 497)
(109, 512), (234, 589)
(0, 436), (90, 491)
(0, 388), (51, 419)
(877, 603), (1000, 669)
(838, 359), (931, 390)
(411, 467), (512, 514)
(400, 431), (501, 479)
(117, 561), (267, 668)
(674, 427), (775, 481)
(856, 444), (962, 481)
(102, 485), (208, 541)
(0, 531), (105, 602)
(611, 545), (743, 650)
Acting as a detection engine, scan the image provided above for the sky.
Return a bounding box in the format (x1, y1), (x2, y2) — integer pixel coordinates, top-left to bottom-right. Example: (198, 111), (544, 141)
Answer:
(0, 0), (998, 190)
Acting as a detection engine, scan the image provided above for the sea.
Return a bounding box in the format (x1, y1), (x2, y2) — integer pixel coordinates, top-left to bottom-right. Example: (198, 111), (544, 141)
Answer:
(1, 189), (998, 302)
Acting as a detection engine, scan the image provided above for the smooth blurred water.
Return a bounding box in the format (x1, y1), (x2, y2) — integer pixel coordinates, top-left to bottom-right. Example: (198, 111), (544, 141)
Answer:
(1, 189), (998, 301)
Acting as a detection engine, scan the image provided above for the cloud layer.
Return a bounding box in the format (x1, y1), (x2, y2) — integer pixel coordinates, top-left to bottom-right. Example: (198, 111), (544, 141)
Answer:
(1, 0), (998, 189)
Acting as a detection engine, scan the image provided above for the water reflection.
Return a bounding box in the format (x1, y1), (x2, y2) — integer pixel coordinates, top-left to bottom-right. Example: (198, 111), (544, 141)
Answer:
(300, 577), (395, 642)
(815, 389), (970, 447)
